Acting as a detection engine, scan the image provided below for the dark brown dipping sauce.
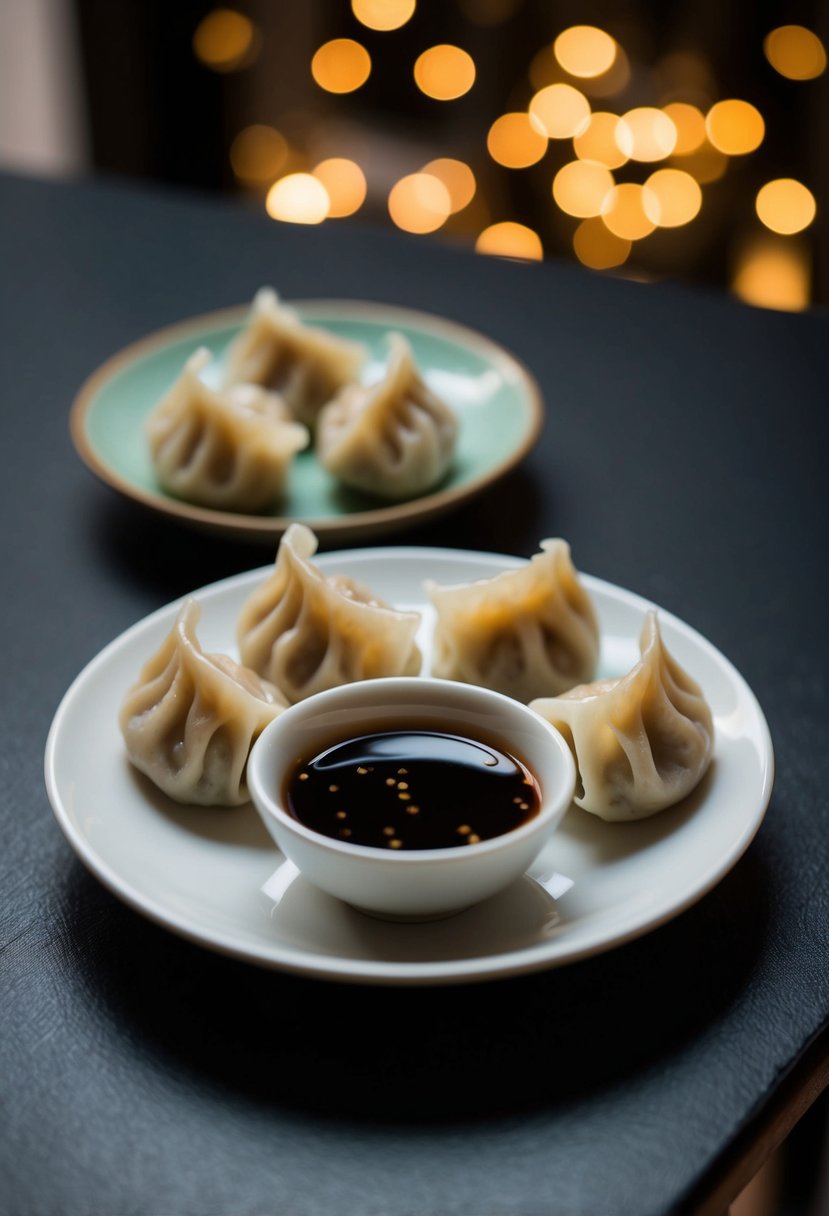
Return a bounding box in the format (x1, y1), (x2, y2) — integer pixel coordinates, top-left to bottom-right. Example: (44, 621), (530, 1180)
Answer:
(285, 730), (540, 851)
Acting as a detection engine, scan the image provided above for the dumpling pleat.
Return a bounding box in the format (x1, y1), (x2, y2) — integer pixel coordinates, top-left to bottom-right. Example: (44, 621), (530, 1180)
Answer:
(531, 611), (714, 820)
(427, 539), (599, 703)
(221, 288), (365, 429)
(146, 347), (309, 512)
(120, 599), (285, 805)
(237, 523), (422, 703)
(316, 333), (458, 500)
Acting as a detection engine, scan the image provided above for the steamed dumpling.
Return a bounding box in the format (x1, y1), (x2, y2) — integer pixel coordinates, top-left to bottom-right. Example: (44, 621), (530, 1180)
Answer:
(316, 333), (458, 500)
(531, 612), (714, 821)
(222, 288), (365, 429)
(426, 540), (599, 703)
(237, 522), (422, 702)
(222, 381), (294, 423)
(146, 348), (309, 512)
(119, 598), (287, 806)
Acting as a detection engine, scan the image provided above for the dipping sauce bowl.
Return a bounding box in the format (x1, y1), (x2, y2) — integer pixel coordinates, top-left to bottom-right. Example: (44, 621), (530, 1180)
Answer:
(247, 677), (576, 920)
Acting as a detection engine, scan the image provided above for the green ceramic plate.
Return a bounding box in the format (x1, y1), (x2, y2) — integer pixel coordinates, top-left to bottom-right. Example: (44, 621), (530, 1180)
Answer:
(70, 300), (543, 544)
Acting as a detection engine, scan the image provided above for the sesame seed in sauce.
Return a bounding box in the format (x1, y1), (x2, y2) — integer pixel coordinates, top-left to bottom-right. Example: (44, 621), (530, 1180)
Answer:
(285, 731), (539, 850)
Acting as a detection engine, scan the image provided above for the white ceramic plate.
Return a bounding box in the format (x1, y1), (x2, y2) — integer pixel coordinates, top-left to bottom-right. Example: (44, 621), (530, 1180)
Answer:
(44, 548), (773, 986)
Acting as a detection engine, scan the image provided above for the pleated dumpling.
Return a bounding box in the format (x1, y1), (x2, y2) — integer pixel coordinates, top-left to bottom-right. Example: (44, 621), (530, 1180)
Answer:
(119, 599), (287, 806)
(146, 348), (309, 511)
(531, 612), (714, 821)
(237, 523), (422, 702)
(316, 333), (458, 500)
(222, 288), (365, 429)
(426, 540), (599, 703)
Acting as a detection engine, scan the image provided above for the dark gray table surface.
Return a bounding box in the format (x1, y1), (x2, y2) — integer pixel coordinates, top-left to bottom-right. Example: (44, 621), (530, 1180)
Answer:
(1, 170), (827, 1216)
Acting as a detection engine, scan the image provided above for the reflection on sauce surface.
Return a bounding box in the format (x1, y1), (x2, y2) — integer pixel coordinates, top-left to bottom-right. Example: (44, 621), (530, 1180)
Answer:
(285, 730), (540, 850)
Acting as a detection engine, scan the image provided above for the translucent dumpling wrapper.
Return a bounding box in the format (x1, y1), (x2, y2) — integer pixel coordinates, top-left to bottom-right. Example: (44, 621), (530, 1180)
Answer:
(119, 599), (287, 806)
(531, 611), (714, 821)
(237, 522), (422, 703)
(316, 333), (458, 501)
(222, 288), (366, 429)
(426, 539), (599, 703)
(222, 381), (294, 424)
(146, 348), (309, 512)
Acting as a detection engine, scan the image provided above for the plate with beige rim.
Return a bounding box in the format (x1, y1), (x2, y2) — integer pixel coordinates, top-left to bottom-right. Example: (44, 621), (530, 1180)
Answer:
(69, 299), (543, 544)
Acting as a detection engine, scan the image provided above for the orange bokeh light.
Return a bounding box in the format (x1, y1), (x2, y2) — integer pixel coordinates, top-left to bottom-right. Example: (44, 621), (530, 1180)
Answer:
(311, 39), (371, 94)
(529, 84), (590, 139)
(475, 222), (543, 260)
(388, 173), (452, 233)
(487, 112), (548, 168)
(414, 45), (476, 100)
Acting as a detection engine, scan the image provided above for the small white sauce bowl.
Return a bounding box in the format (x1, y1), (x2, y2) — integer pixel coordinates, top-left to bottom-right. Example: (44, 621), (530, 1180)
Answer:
(247, 677), (576, 921)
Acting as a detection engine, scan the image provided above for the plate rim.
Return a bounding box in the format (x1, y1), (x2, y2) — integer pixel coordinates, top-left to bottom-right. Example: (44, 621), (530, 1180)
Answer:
(43, 545), (775, 986)
(69, 300), (544, 542)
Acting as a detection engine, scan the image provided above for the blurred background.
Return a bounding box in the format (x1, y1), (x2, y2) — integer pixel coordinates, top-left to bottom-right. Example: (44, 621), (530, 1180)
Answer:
(0, 0), (826, 311)
(0, 4), (827, 1213)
